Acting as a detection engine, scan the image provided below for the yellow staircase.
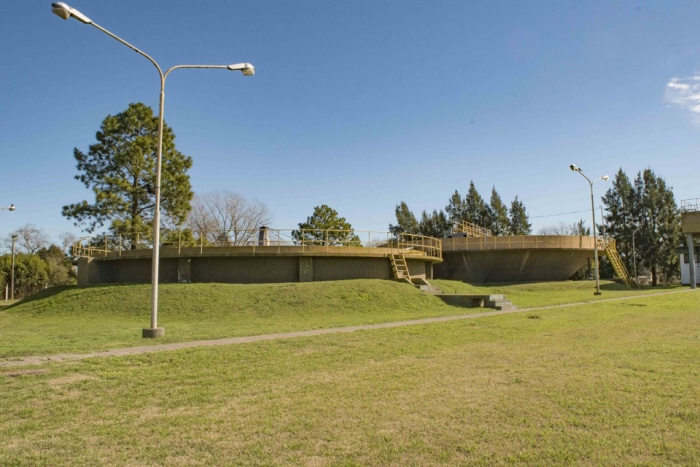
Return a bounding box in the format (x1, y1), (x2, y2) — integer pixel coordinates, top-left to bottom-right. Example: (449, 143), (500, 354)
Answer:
(598, 238), (633, 287)
(389, 254), (412, 283)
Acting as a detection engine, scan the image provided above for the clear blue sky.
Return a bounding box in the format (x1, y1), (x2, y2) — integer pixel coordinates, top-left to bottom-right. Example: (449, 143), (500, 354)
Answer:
(2, 1), (699, 246)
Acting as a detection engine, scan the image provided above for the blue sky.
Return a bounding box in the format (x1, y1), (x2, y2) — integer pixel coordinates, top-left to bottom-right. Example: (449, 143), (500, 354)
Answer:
(2, 1), (699, 246)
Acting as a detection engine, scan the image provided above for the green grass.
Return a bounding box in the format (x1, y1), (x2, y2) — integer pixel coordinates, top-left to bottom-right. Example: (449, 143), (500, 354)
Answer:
(1, 290), (698, 465)
(431, 279), (680, 308)
(0, 280), (457, 358)
(0, 280), (685, 359)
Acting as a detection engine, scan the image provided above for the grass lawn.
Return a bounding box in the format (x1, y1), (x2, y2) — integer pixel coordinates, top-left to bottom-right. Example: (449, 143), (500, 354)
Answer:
(1, 290), (698, 465)
(431, 279), (681, 308)
(0, 280), (686, 359)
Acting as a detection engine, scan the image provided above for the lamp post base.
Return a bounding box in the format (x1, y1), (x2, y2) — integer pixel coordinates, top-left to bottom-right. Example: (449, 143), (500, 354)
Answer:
(594, 291), (602, 296)
(142, 327), (165, 338)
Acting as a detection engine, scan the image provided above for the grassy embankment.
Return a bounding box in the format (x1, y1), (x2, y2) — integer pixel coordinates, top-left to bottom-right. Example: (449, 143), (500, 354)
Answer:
(1, 287), (698, 465)
(0, 279), (681, 359)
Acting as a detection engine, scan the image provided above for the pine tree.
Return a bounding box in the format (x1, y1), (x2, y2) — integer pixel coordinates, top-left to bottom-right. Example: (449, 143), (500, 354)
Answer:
(488, 187), (510, 235)
(445, 190), (466, 226)
(464, 182), (489, 227)
(634, 169), (681, 285)
(62, 103), (193, 238)
(601, 168), (636, 274)
(418, 210), (450, 238)
(508, 196), (532, 235)
(389, 202), (419, 237)
(293, 205), (361, 246)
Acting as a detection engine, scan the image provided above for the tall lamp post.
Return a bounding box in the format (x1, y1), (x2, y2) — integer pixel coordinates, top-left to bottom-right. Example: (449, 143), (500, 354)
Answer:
(570, 164), (609, 295)
(52, 2), (255, 338)
(2, 205), (16, 300)
(10, 234), (17, 300)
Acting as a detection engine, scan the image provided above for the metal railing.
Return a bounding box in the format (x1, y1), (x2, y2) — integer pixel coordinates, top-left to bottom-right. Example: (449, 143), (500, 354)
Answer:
(452, 221), (492, 237)
(441, 235), (595, 251)
(681, 198), (700, 213)
(73, 229), (442, 260)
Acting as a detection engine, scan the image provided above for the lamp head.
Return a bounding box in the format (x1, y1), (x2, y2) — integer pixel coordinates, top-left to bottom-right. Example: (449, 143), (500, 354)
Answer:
(227, 62), (255, 76)
(51, 2), (92, 24)
(570, 164), (579, 172)
(602, 175), (609, 181)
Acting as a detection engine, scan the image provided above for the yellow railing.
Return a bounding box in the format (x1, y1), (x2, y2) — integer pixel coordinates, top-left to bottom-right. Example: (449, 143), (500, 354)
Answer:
(73, 229), (442, 260)
(452, 221), (492, 237)
(442, 235), (595, 251)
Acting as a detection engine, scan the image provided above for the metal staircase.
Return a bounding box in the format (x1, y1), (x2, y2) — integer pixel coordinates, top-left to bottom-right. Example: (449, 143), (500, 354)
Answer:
(598, 238), (633, 287)
(389, 254), (412, 283)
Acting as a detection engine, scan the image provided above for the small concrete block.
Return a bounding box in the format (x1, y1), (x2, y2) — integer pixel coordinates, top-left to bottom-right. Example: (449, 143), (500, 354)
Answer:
(142, 327), (165, 338)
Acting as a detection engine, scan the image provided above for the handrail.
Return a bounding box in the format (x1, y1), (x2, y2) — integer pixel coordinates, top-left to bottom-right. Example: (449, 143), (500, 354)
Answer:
(681, 198), (700, 213)
(73, 228), (442, 260)
(452, 221), (492, 237)
(441, 235), (597, 251)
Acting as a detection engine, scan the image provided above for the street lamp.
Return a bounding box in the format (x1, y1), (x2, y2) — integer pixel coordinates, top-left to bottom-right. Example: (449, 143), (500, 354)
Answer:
(632, 226), (639, 281)
(52, 2), (255, 338)
(10, 234), (17, 300)
(1, 204), (15, 211)
(570, 164), (609, 295)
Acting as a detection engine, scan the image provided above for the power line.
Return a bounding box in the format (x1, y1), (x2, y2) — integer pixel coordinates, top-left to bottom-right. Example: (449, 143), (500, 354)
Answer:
(530, 209), (591, 219)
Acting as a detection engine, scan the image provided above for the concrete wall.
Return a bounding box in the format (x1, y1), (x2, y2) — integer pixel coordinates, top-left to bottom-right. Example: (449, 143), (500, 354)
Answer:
(434, 249), (591, 283)
(78, 253), (433, 285)
(682, 212), (700, 234)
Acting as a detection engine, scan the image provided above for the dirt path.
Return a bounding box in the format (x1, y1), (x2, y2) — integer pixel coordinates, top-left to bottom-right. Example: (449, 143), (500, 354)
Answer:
(1, 288), (695, 368)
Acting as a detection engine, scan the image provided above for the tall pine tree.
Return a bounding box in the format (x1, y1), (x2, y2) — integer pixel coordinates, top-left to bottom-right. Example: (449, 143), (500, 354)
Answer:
(508, 196), (532, 235)
(488, 187), (510, 235)
(62, 103), (193, 237)
(389, 201), (419, 237)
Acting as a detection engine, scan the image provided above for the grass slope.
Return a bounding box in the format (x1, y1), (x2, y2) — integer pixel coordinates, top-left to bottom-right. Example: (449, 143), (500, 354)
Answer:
(1, 291), (698, 465)
(0, 280), (457, 358)
(0, 280), (684, 359)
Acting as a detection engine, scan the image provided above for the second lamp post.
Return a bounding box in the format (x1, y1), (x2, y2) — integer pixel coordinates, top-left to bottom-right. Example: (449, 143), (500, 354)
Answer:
(570, 164), (608, 295)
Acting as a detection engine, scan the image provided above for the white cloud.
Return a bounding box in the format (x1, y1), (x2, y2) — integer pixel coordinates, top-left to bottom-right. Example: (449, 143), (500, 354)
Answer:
(665, 73), (700, 124)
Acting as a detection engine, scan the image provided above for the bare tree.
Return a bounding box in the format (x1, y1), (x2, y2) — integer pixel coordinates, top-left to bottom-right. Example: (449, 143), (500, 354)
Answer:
(4, 224), (50, 254)
(537, 219), (589, 236)
(59, 232), (78, 255)
(185, 190), (272, 245)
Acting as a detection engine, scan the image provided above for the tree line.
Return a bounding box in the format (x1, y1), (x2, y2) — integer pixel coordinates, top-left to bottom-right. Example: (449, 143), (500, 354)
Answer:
(45, 102), (686, 287)
(389, 182), (532, 238)
(1, 226), (76, 299)
(600, 168), (682, 285)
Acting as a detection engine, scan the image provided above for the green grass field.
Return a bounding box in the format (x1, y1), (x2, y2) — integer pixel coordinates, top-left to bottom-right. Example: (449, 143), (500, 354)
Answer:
(1, 283), (698, 465)
(0, 280), (678, 359)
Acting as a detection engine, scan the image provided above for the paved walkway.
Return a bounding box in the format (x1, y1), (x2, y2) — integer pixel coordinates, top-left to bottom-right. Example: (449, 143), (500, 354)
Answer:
(1, 288), (695, 368)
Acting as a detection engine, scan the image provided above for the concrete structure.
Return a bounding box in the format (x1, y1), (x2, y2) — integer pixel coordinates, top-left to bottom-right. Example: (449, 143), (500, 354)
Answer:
(680, 252), (700, 286)
(434, 235), (595, 283)
(681, 198), (700, 289)
(75, 230), (600, 286)
(77, 245), (439, 286)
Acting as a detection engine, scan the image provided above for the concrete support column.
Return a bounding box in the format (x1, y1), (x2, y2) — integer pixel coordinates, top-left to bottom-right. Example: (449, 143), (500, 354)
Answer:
(688, 233), (696, 289)
(178, 258), (192, 283)
(299, 257), (313, 282)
